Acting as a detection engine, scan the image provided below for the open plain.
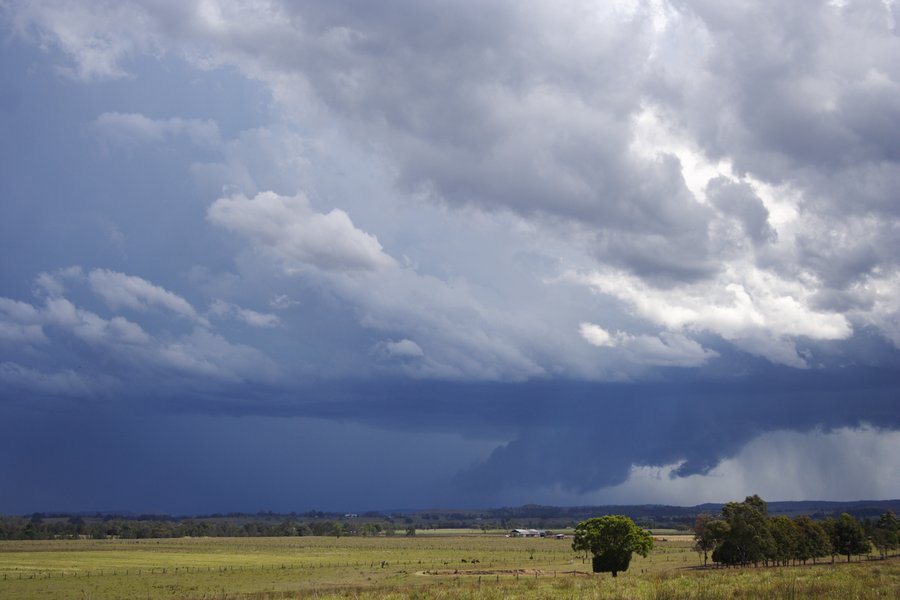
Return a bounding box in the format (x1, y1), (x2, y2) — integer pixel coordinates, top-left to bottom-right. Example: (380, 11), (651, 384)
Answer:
(1, 533), (897, 600)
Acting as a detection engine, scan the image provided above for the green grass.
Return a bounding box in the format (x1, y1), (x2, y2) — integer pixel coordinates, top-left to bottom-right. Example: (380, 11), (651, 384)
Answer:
(0, 536), (896, 599)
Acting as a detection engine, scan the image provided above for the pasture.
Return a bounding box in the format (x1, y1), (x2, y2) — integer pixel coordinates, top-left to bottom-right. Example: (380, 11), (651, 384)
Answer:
(0, 533), (896, 599)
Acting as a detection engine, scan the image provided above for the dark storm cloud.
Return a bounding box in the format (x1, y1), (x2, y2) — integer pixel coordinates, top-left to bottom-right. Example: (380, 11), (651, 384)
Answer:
(136, 355), (897, 501)
(2, 1), (900, 510)
(0, 401), (490, 514)
(3, 353), (897, 510)
(452, 369), (900, 498)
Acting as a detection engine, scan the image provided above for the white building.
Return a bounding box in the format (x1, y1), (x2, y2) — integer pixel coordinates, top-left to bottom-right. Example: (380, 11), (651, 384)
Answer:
(508, 528), (546, 537)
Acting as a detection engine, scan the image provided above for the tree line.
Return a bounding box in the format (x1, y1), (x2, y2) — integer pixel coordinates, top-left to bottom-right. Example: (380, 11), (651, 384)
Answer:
(693, 495), (899, 567)
(0, 515), (416, 540)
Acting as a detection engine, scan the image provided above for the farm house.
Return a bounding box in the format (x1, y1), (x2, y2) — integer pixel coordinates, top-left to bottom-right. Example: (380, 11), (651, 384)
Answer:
(508, 529), (546, 537)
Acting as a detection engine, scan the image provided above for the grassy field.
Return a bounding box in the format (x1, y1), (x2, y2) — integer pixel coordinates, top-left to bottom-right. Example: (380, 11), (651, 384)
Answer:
(0, 534), (896, 599)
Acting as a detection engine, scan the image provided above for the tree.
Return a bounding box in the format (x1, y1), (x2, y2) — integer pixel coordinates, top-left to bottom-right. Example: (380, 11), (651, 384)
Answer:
(712, 495), (775, 567)
(793, 516), (831, 564)
(768, 516), (799, 566)
(821, 518), (838, 563)
(872, 511), (899, 559)
(572, 515), (653, 577)
(829, 513), (869, 563)
(692, 513), (720, 567)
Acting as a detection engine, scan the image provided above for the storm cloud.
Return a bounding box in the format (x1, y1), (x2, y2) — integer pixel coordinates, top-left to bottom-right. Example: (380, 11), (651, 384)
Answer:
(1, 1), (898, 512)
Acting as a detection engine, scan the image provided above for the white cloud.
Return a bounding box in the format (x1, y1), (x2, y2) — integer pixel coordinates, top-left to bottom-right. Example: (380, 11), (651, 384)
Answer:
(0, 321), (45, 345)
(846, 272), (900, 347)
(105, 316), (152, 345)
(579, 322), (617, 347)
(8, 0), (900, 379)
(579, 322), (716, 367)
(0, 298), (46, 344)
(208, 191), (396, 273)
(7, 0), (164, 80)
(1, 271), (278, 388)
(570, 265), (853, 367)
(33, 266), (83, 297)
(87, 268), (207, 325)
(0, 298), (42, 324)
(153, 327), (275, 382)
(41, 296), (155, 347)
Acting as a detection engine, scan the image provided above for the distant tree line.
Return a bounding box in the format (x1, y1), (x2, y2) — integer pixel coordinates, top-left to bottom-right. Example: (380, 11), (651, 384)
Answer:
(0, 513), (417, 541)
(693, 495), (899, 568)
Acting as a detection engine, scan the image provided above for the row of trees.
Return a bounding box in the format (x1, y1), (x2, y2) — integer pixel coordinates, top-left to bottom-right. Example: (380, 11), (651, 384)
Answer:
(0, 516), (415, 541)
(693, 495), (899, 567)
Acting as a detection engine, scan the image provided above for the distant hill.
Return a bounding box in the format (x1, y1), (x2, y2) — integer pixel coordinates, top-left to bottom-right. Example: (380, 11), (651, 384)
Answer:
(7, 499), (899, 533)
(404, 499), (900, 530)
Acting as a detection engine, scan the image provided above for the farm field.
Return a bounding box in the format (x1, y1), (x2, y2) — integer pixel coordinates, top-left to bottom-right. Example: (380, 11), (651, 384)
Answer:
(0, 534), (897, 599)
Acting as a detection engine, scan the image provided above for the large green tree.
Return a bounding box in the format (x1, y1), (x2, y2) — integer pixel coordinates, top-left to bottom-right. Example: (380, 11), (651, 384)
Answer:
(768, 515), (800, 566)
(793, 515), (831, 564)
(572, 515), (653, 577)
(826, 513), (870, 563)
(712, 495), (775, 567)
(872, 511), (899, 559)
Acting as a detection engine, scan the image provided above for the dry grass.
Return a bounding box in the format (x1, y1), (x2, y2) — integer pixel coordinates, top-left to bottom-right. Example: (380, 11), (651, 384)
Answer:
(0, 535), (895, 599)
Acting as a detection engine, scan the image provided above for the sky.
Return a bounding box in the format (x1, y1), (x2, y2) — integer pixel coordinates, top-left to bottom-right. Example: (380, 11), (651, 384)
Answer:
(1, 0), (899, 515)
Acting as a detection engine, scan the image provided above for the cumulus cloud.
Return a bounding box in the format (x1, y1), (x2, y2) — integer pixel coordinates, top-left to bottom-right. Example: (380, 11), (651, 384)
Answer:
(87, 269), (207, 325)
(0, 270), (278, 395)
(204, 189), (567, 377)
(579, 323), (617, 348)
(0, 298), (46, 344)
(3, 0), (900, 510)
(847, 272), (900, 347)
(33, 266), (83, 297)
(152, 327), (275, 382)
(9, 0), (900, 370)
(41, 296), (152, 346)
(208, 191), (396, 273)
(580, 323), (715, 367)
(6, 0), (160, 80)
(570, 266), (853, 367)
(8, 0), (713, 281)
